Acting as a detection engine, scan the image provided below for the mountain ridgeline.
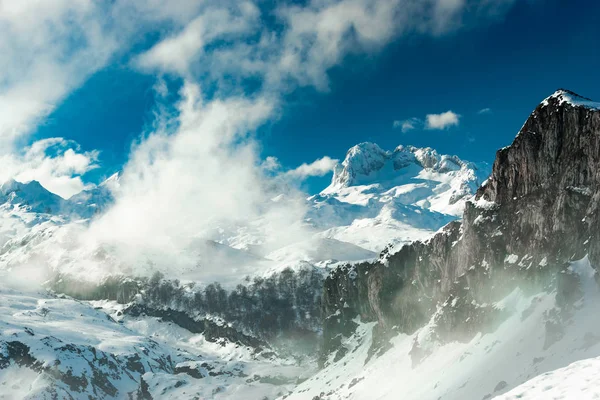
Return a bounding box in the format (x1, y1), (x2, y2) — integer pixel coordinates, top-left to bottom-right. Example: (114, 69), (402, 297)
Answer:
(321, 89), (600, 363)
(0, 174), (117, 217)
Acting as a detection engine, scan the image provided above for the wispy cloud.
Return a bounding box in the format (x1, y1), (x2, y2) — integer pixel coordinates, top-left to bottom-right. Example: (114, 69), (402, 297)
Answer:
(87, 82), (281, 251)
(135, 3), (261, 76)
(0, 0), (212, 149)
(425, 110), (460, 130)
(284, 157), (338, 179)
(0, 0), (517, 148)
(133, 0), (518, 93)
(262, 155), (337, 179)
(261, 156), (281, 172)
(0, 2), (116, 147)
(478, 107), (492, 114)
(393, 118), (421, 133)
(394, 110), (461, 132)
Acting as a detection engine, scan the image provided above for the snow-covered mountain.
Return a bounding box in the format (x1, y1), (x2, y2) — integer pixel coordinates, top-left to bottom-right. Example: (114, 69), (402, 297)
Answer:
(3, 89), (600, 400)
(495, 356), (600, 399)
(67, 172), (119, 218)
(0, 179), (65, 216)
(313, 89), (600, 399)
(0, 174), (116, 230)
(323, 142), (485, 216)
(310, 142), (489, 252)
(0, 286), (312, 399)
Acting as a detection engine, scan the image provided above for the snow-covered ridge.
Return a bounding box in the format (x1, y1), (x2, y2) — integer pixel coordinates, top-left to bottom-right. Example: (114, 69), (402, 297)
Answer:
(303, 143), (490, 254)
(0, 175), (116, 219)
(317, 142), (489, 226)
(541, 89), (600, 110)
(324, 142), (482, 190)
(0, 179), (65, 215)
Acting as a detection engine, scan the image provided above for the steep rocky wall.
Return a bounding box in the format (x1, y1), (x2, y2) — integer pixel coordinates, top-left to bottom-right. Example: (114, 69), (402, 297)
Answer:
(321, 90), (600, 360)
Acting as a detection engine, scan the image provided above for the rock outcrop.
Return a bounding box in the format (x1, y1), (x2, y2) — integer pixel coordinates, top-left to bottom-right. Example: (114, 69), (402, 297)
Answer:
(321, 89), (600, 363)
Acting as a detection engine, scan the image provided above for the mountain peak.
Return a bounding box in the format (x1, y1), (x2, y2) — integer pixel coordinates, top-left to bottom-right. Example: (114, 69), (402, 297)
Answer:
(541, 89), (600, 110)
(0, 178), (64, 214)
(100, 172), (121, 191)
(321, 142), (490, 219)
(326, 142), (481, 191)
(553, 88), (592, 100)
(0, 178), (47, 194)
(328, 142), (390, 188)
(0, 178), (19, 192)
(478, 87), (600, 205)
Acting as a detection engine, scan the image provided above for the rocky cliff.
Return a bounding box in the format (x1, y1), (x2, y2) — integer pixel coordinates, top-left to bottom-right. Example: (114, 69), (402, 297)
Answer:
(321, 89), (600, 363)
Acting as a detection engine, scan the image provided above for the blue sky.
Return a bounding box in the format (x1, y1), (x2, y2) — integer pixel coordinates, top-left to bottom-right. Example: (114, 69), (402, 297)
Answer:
(5, 0), (600, 196)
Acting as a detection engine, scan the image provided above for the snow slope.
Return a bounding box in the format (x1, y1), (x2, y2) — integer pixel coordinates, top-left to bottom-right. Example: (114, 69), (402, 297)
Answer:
(494, 356), (600, 400)
(0, 284), (314, 399)
(266, 238), (376, 264)
(281, 256), (600, 400)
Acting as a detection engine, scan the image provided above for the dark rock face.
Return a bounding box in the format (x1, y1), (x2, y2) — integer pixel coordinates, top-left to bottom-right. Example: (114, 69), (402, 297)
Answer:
(476, 89), (600, 267)
(321, 90), (600, 361)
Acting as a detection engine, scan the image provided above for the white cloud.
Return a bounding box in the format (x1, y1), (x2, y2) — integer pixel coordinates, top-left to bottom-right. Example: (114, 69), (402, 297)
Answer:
(425, 110), (460, 130)
(285, 157), (338, 179)
(432, 0), (467, 34)
(0, 0), (517, 148)
(394, 118), (421, 133)
(478, 107), (492, 114)
(0, 1), (118, 146)
(0, 138), (99, 198)
(133, 0), (518, 93)
(81, 85), (339, 278)
(135, 3), (260, 76)
(0, 0), (239, 147)
(261, 156), (282, 172)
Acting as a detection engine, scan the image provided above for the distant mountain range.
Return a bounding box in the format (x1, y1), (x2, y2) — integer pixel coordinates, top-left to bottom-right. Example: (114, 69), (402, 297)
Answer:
(0, 173), (118, 220)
